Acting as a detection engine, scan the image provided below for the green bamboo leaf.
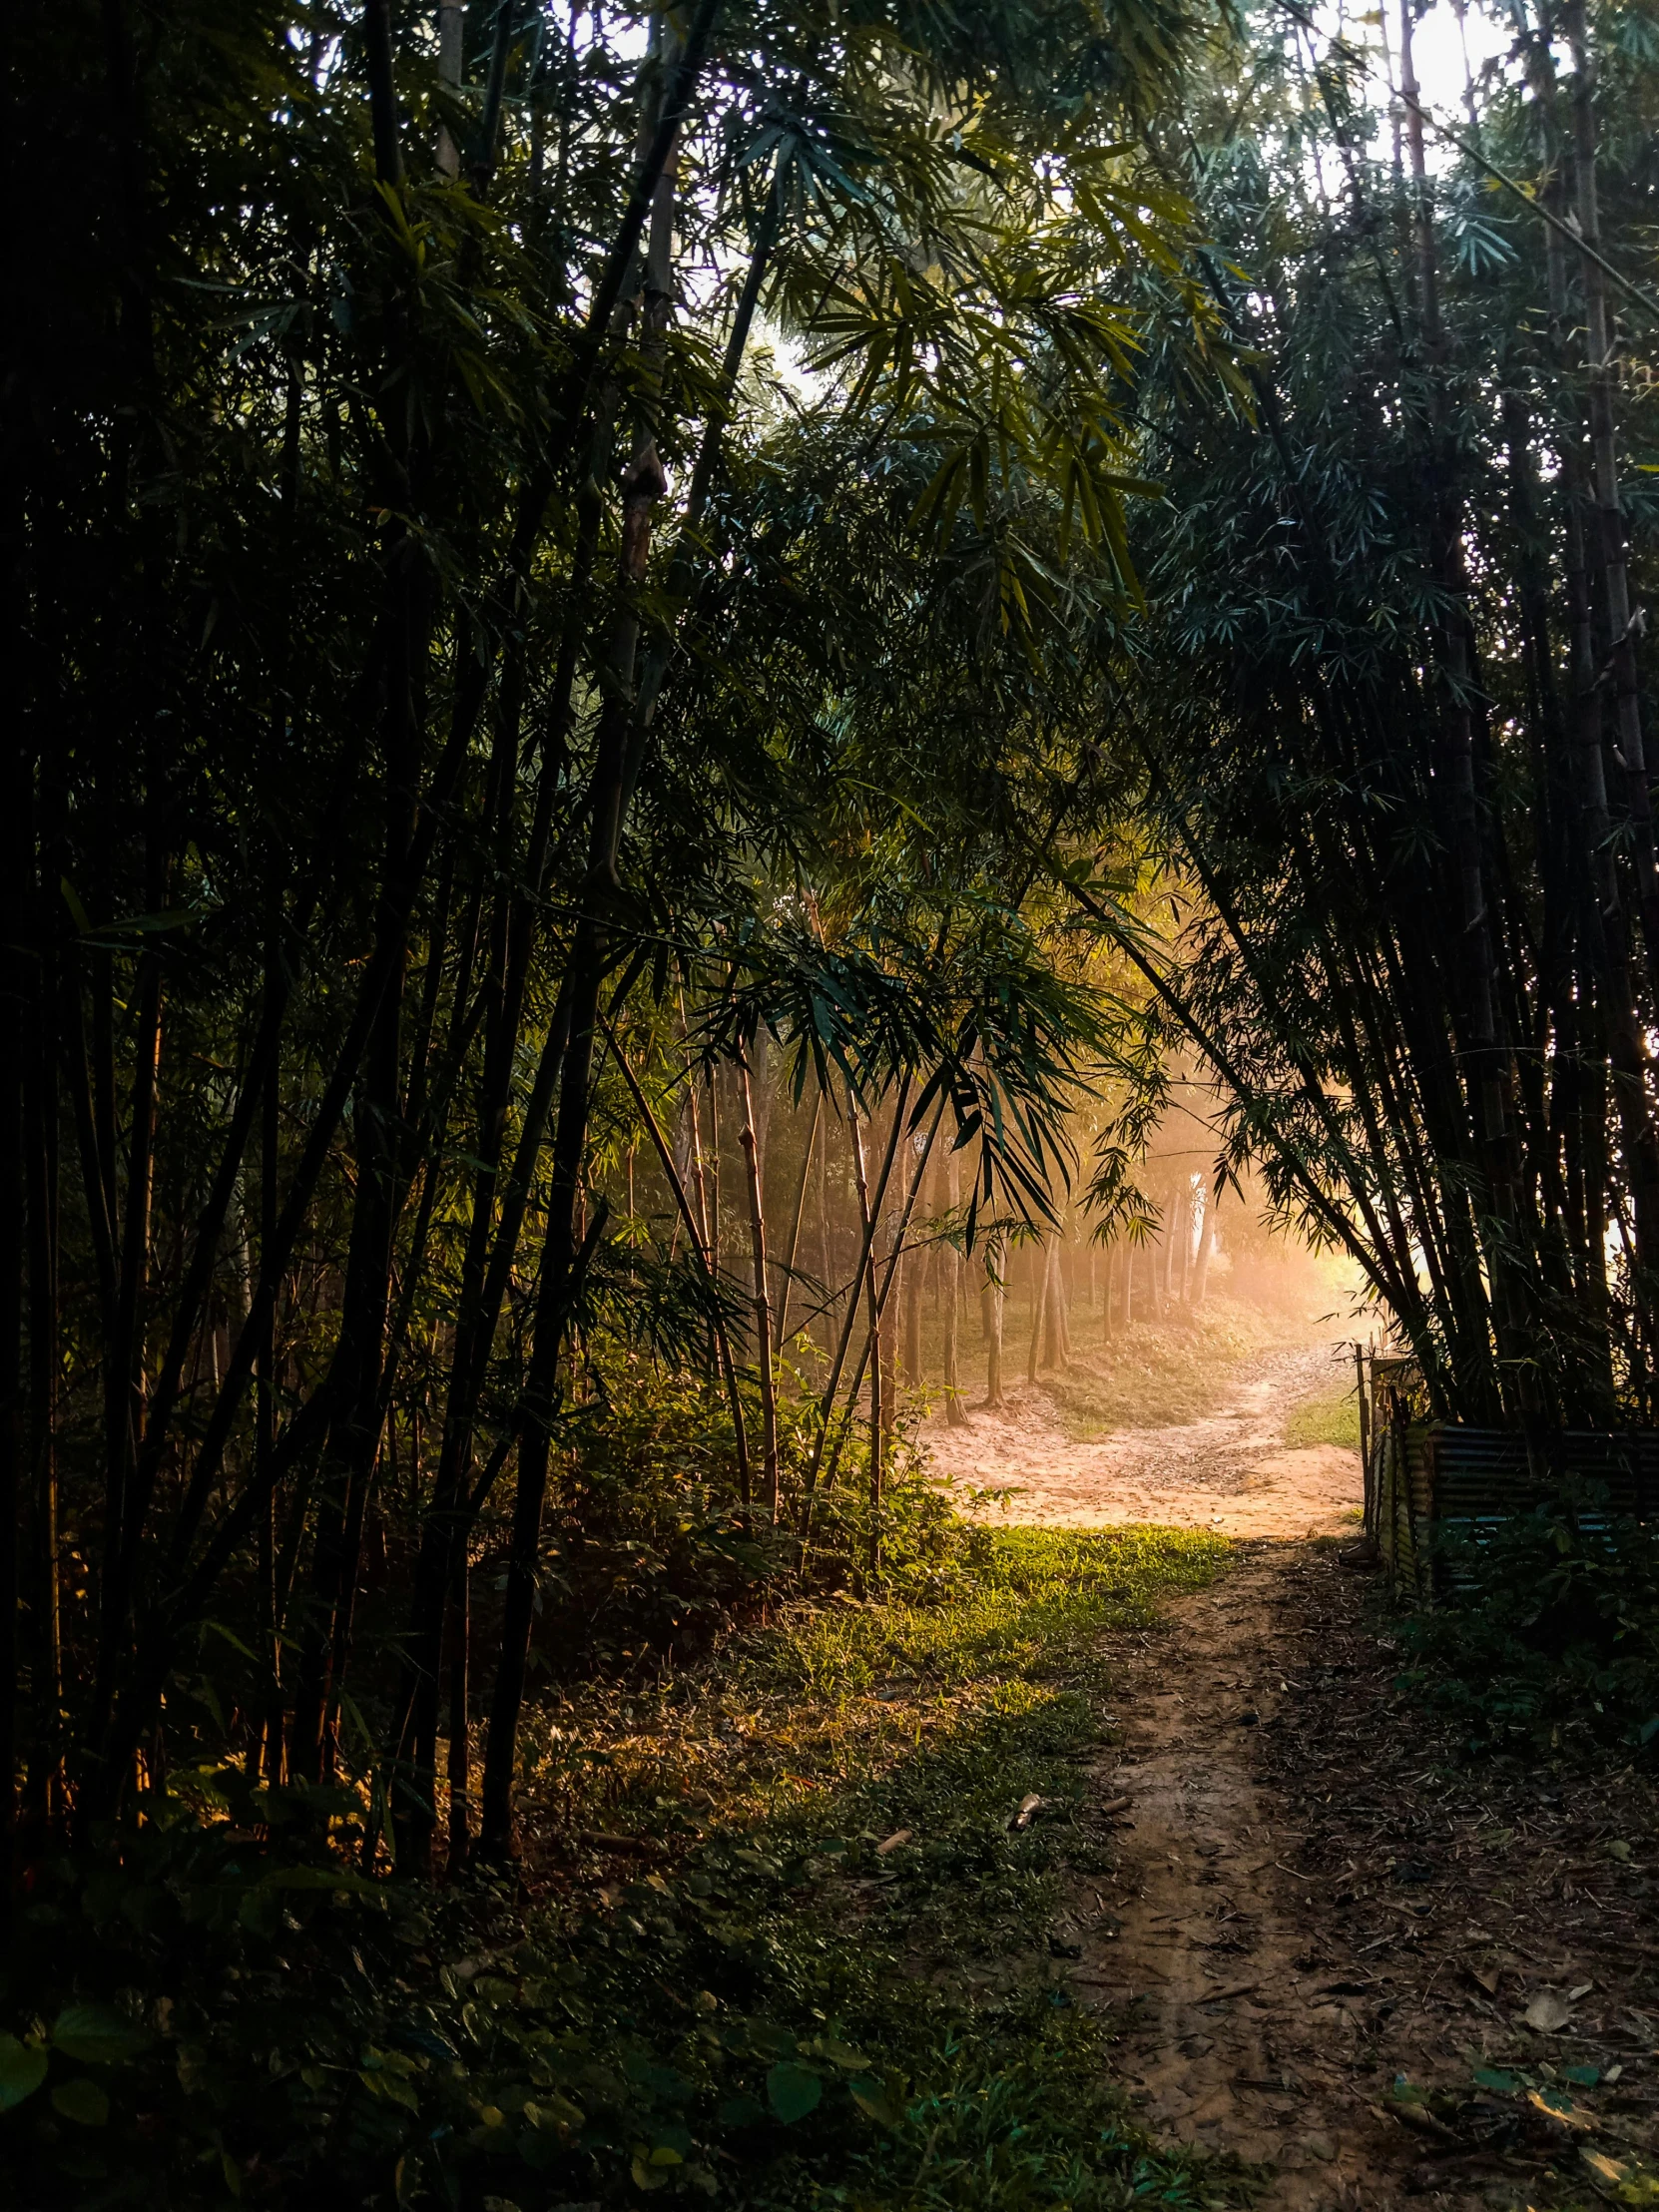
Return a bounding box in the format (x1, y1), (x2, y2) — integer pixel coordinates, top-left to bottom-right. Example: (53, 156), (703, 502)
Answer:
(51, 2007), (152, 2064)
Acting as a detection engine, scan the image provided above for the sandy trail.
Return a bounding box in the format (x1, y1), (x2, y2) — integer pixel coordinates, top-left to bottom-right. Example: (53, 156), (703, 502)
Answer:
(1070, 1546), (1659, 2209)
(1076, 1549), (1398, 2207)
(922, 1334), (1659, 2206)
(922, 1340), (1361, 1537)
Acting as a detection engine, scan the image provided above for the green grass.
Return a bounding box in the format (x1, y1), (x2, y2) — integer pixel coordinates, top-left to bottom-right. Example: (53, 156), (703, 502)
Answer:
(504, 1520), (1256, 2209)
(487, 1524), (1257, 2206)
(516, 1523), (1231, 1849)
(1023, 1297), (1318, 1441)
(1283, 1386), (1362, 1450)
(5, 1524), (1260, 2212)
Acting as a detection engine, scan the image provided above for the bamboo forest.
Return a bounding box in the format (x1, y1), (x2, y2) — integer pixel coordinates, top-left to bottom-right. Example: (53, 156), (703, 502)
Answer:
(10, 0), (1659, 2203)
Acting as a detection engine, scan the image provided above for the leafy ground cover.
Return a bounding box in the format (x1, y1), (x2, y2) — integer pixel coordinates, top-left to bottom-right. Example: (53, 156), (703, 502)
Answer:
(1282, 1386), (1362, 1452)
(1, 1520), (1258, 2212)
(1397, 1499), (1659, 1761)
(1034, 1299), (1329, 1440)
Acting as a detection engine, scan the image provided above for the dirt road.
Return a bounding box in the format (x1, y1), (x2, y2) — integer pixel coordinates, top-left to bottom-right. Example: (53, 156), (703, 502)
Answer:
(927, 1337), (1659, 2206)
(924, 1340), (1361, 1537)
(1070, 1543), (1659, 2208)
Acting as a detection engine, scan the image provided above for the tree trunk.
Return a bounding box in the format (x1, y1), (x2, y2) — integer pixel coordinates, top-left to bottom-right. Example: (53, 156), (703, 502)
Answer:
(903, 1241), (922, 1387)
(1041, 1238), (1068, 1370)
(1027, 1239), (1049, 1384)
(774, 1089), (822, 1359)
(943, 1146), (966, 1426)
(1399, 0), (1528, 1421)
(476, 10), (710, 1859)
(1191, 1201), (1219, 1308)
(0, 726), (27, 1887)
(982, 1236), (1004, 1407)
(445, 1543), (469, 1874)
(848, 1106), (882, 1572)
(435, 0), (464, 177)
(737, 1056), (778, 1518)
(1565, 0), (1659, 979)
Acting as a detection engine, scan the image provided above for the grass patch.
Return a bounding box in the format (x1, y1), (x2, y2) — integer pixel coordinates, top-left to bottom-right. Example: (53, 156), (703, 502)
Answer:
(1035, 1298), (1319, 1439)
(1283, 1386), (1362, 1450)
(5, 1525), (1259, 2210)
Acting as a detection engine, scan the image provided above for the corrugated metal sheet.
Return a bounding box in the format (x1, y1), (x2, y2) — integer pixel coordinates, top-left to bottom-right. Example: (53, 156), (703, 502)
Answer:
(1370, 1422), (1659, 1601)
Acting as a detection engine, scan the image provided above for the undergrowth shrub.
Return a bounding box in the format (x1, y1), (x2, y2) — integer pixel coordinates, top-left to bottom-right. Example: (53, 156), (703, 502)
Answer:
(0, 1528), (1245, 2211)
(522, 1354), (970, 1683)
(1397, 1493), (1659, 1758)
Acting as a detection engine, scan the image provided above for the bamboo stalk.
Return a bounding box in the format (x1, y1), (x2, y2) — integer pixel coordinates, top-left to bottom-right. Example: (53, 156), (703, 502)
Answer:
(774, 1089), (823, 1361)
(737, 1054), (779, 1519)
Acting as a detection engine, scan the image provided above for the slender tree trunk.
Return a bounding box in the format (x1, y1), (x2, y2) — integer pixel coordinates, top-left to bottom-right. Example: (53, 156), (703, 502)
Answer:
(476, 13), (705, 1861)
(1027, 1238), (1049, 1384)
(1192, 1201), (1219, 1308)
(445, 1541), (469, 1874)
(982, 1235), (1005, 1405)
(774, 1090), (822, 1359)
(903, 1239), (922, 1387)
(0, 727), (27, 1889)
(848, 1106), (882, 1571)
(1565, 0), (1659, 978)
(255, 1035), (281, 1780)
(24, 903), (61, 1832)
(943, 1146), (966, 1426)
(737, 1056), (778, 1518)
(816, 1102), (832, 1375)
(601, 1016), (750, 1476)
(1039, 1239), (1063, 1370)
(1400, 0), (1528, 1420)
(435, 0), (464, 177)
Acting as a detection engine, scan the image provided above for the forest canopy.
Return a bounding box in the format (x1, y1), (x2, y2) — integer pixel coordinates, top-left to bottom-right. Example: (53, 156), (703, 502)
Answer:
(4, 0), (1659, 2197)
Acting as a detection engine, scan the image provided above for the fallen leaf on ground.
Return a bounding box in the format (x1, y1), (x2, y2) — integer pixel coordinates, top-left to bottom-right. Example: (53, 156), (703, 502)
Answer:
(874, 1830), (911, 1857)
(1529, 2088), (1596, 2132)
(1524, 1990), (1573, 2032)
(1582, 2148), (1629, 2185)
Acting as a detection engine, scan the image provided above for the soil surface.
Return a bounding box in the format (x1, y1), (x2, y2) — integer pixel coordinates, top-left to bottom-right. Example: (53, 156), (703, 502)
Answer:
(930, 1336), (1659, 2207)
(1066, 1542), (1659, 2208)
(925, 1341), (1361, 1538)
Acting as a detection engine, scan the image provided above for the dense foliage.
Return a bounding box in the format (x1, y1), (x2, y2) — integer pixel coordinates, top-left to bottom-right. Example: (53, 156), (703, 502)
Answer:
(9, 0), (1659, 2197)
(4, 0), (1224, 1885)
(1112, 0), (1659, 1431)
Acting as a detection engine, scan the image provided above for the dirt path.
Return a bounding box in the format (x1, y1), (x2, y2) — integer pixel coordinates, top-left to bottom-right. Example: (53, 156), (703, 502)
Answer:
(925, 1340), (1361, 1537)
(921, 1339), (1659, 2204)
(1068, 1544), (1659, 2207)
(1078, 1547), (1402, 2204)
